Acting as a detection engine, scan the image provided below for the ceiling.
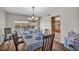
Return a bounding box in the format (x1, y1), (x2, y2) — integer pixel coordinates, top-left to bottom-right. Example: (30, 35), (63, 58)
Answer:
(3, 7), (58, 17)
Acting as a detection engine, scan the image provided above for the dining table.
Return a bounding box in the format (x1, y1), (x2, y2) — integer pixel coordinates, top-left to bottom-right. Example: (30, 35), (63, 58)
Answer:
(21, 31), (43, 51)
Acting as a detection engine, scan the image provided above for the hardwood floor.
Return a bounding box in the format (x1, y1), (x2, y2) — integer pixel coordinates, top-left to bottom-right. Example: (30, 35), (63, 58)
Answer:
(52, 41), (69, 51)
(0, 40), (25, 51)
(0, 39), (69, 51)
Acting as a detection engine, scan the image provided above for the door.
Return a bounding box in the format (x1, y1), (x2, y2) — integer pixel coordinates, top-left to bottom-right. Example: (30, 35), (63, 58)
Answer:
(51, 16), (60, 42)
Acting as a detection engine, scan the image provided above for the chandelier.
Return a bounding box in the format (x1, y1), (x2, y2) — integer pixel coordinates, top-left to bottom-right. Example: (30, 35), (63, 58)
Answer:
(28, 7), (38, 22)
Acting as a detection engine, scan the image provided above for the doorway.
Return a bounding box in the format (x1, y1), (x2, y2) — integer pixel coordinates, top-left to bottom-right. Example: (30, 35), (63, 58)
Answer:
(51, 15), (60, 42)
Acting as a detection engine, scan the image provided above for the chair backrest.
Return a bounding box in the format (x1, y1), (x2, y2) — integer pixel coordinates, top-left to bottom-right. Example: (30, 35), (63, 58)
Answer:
(4, 28), (11, 41)
(12, 31), (19, 51)
(4, 28), (11, 35)
(42, 34), (55, 51)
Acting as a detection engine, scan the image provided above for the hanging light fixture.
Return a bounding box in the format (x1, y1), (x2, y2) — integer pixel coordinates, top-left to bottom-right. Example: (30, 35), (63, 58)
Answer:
(28, 7), (38, 21)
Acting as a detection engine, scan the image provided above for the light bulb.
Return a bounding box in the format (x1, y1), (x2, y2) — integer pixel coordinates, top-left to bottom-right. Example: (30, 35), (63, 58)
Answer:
(35, 17), (38, 20)
(32, 16), (34, 19)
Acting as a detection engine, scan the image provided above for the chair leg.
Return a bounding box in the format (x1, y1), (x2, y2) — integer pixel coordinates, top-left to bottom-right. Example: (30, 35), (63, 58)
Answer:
(15, 44), (18, 51)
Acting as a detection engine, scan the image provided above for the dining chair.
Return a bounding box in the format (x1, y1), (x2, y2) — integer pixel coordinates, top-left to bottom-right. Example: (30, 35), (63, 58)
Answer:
(42, 34), (55, 51)
(12, 32), (18, 51)
(12, 31), (24, 51)
(4, 28), (11, 41)
(0, 28), (12, 49)
(14, 31), (23, 42)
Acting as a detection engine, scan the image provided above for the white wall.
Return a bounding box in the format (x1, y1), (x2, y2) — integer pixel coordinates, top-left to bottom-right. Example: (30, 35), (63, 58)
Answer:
(40, 7), (79, 43)
(0, 8), (6, 35)
(60, 8), (79, 43)
(6, 13), (39, 32)
(40, 16), (51, 33)
(6, 13), (28, 31)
